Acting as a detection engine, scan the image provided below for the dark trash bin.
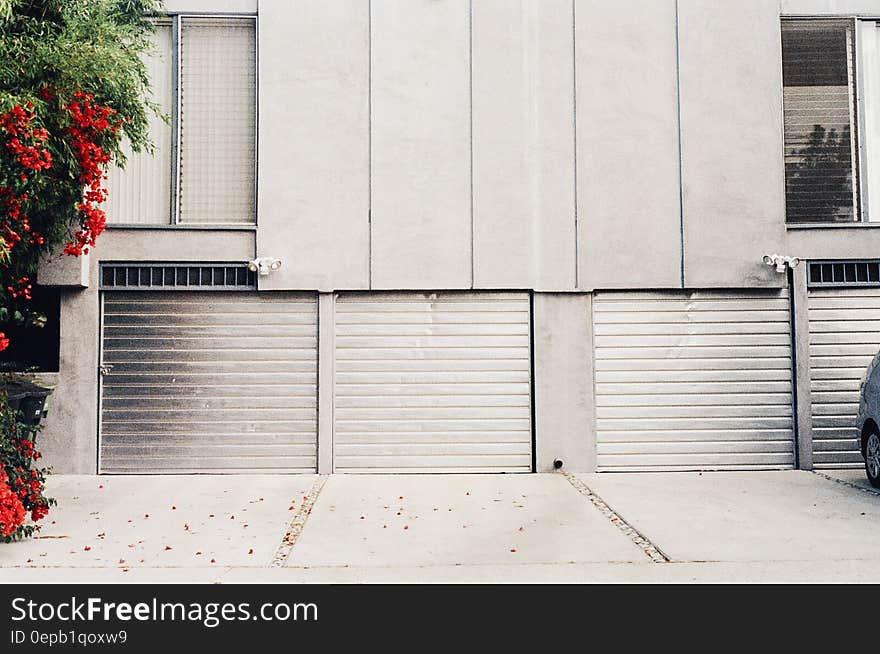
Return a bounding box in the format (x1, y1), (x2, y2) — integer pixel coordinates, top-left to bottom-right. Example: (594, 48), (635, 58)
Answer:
(3, 379), (52, 426)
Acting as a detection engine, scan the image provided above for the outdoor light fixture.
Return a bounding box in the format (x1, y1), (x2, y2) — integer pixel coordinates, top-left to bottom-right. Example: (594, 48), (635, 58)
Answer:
(762, 254), (800, 274)
(247, 257), (283, 276)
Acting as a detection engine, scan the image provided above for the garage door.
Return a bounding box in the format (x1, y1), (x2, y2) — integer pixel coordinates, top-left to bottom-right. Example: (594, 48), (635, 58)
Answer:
(333, 292), (532, 473)
(99, 292), (318, 473)
(807, 288), (880, 468)
(593, 290), (795, 471)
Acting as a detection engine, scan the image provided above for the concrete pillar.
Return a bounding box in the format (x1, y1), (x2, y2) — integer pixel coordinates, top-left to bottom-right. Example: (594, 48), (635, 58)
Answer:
(317, 292), (336, 474)
(533, 292), (595, 472)
(792, 263), (813, 470)
(37, 258), (100, 474)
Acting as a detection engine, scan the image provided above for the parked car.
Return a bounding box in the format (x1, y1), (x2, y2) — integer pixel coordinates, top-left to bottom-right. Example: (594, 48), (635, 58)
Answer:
(856, 352), (880, 488)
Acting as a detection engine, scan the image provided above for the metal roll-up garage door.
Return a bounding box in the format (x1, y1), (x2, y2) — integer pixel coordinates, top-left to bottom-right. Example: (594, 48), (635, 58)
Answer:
(593, 290), (795, 472)
(333, 292), (532, 473)
(807, 288), (880, 468)
(100, 292), (318, 473)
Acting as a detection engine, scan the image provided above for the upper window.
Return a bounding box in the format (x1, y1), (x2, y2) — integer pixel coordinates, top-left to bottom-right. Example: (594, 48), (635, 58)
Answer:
(106, 16), (257, 227)
(781, 18), (880, 225)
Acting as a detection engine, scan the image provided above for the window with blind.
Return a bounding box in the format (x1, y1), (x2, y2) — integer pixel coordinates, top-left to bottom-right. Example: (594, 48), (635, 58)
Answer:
(782, 18), (880, 224)
(105, 16), (256, 226)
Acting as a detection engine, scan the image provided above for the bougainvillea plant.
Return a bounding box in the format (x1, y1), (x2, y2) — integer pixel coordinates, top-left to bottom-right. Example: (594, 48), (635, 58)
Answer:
(0, 0), (163, 539)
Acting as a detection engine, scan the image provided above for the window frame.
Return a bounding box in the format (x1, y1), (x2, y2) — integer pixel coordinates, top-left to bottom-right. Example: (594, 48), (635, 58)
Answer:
(107, 12), (259, 230)
(780, 15), (880, 228)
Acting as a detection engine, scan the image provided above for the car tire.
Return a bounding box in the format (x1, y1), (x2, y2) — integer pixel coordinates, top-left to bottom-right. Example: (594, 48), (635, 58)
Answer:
(865, 431), (880, 489)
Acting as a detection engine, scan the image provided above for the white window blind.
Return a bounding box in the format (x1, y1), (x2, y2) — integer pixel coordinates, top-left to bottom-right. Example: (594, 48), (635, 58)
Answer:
(179, 18), (256, 225)
(782, 19), (860, 223)
(105, 23), (174, 225)
(105, 17), (256, 226)
(859, 21), (880, 222)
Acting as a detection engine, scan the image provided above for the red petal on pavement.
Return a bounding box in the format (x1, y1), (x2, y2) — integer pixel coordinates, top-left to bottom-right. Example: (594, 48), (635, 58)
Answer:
(26, 559), (32, 563)
(360, 516), (365, 520)
(510, 548), (517, 553)
(83, 546), (91, 551)
(98, 485), (104, 489)
(171, 506), (176, 510)
(248, 549), (254, 555)
(518, 527), (524, 532)
(210, 559), (216, 564)
(118, 559), (125, 564)
(230, 515), (235, 520)
(288, 506), (294, 511)
(184, 524), (189, 531)
(195, 551), (203, 556)
(403, 525), (409, 530)
(164, 546), (172, 551)
(144, 514), (149, 518)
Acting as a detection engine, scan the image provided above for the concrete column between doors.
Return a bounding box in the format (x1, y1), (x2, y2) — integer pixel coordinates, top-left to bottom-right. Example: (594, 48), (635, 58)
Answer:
(792, 264), (814, 470)
(533, 293), (596, 473)
(317, 292), (336, 474)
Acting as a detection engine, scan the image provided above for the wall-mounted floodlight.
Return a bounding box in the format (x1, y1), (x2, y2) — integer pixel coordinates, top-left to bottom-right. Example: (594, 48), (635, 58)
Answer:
(247, 257), (283, 276)
(762, 254), (800, 274)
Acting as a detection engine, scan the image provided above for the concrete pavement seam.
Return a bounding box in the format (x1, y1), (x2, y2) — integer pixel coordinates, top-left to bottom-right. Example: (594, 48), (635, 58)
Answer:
(562, 472), (670, 564)
(270, 475), (328, 567)
(812, 470), (880, 498)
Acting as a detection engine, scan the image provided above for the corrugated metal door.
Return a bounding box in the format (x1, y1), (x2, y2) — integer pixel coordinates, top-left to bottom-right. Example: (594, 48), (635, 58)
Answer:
(100, 292), (318, 473)
(807, 288), (880, 468)
(333, 292), (532, 473)
(593, 290), (795, 471)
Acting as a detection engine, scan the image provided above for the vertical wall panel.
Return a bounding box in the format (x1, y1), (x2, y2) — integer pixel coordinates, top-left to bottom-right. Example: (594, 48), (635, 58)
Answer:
(677, 0), (786, 288)
(106, 23), (173, 225)
(370, 0), (472, 289)
(575, 0), (682, 290)
(471, 0), (575, 291)
(257, 0), (370, 291)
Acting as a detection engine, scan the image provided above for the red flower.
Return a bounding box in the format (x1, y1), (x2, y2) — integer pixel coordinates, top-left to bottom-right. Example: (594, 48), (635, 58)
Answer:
(0, 470), (26, 537)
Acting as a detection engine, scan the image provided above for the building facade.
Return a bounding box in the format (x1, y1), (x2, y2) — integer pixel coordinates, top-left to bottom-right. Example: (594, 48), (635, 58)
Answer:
(29, 0), (880, 475)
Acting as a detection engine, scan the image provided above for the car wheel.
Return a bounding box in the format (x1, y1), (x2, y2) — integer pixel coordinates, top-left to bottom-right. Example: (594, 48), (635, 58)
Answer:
(866, 431), (880, 489)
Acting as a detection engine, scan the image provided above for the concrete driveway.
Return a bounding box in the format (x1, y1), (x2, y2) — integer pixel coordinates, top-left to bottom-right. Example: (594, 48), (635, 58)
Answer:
(0, 470), (878, 583)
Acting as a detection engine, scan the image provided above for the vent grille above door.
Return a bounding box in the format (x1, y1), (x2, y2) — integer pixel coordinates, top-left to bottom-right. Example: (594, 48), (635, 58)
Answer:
(808, 260), (880, 287)
(100, 263), (256, 290)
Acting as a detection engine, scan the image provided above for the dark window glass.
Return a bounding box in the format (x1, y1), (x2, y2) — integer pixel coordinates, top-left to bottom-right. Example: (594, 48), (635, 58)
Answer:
(782, 20), (860, 223)
(0, 287), (61, 373)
